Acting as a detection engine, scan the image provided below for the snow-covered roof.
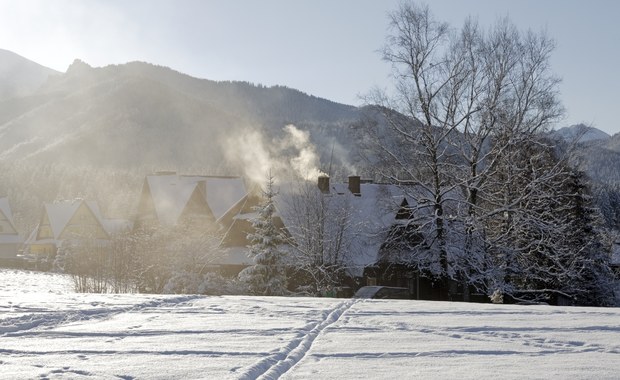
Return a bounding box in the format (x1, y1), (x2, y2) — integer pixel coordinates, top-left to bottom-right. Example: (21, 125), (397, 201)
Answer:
(44, 201), (83, 239)
(146, 175), (247, 226)
(0, 197), (16, 227)
(0, 197), (20, 244)
(204, 177), (248, 219)
(45, 200), (108, 239)
(276, 181), (410, 277)
(27, 199), (120, 245)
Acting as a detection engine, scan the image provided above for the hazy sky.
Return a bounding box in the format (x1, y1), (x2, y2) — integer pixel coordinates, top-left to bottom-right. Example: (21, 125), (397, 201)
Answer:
(0, 0), (618, 134)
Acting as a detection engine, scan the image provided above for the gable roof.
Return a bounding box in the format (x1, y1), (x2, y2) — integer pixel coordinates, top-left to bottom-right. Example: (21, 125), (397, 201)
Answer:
(27, 199), (120, 244)
(0, 197), (18, 232)
(0, 197), (21, 244)
(44, 201), (82, 239)
(44, 200), (109, 239)
(144, 174), (247, 226)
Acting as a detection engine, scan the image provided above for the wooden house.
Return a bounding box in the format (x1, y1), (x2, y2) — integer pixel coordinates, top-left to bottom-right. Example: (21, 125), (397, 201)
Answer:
(24, 199), (130, 264)
(134, 172), (253, 275)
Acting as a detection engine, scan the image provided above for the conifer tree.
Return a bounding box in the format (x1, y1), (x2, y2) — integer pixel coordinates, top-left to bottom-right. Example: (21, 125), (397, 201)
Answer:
(239, 172), (288, 296)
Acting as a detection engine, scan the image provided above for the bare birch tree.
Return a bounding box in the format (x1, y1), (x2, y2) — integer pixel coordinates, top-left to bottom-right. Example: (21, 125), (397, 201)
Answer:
(359, 2), (603, 302)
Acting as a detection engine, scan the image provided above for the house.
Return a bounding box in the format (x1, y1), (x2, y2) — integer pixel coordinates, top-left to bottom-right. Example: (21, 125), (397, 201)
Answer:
(0, 197), (22, 265)
(218, 175), (471, 299)
(211, 176), (458, 299)
(24, 199), (131, 266)
(133, 172), (251, 275)
(219, 175), (422, 293)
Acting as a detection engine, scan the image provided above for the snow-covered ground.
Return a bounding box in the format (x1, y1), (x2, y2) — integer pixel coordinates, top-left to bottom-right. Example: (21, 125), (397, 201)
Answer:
(1, 269), (619, 379)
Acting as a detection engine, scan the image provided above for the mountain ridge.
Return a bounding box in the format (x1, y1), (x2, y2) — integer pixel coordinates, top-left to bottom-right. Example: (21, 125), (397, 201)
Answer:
(0, 49), (59, 100)
(0, 53), (360, 176)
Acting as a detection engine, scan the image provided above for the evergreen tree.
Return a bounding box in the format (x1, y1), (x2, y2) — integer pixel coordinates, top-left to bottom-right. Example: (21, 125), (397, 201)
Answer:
(486, 139), (616, 305)
(239, 173), (288, 296)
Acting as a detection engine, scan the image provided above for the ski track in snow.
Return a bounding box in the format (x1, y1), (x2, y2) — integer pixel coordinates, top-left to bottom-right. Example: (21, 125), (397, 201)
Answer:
(0, 294), (202, 337)
(407, 325), (620, 355)
(238, 299), (357, 380)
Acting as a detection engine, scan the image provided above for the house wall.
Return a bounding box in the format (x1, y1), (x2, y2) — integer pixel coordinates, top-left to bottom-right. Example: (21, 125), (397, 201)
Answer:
(29, 243), (56, 258)
(36, 213), (54, 240)
(38, 226), (53, 239)
(0, 211), (19, 259)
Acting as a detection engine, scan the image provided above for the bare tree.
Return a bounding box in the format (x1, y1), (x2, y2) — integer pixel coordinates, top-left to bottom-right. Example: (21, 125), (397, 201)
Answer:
(363, 3), (458, 294)
(279, 180), (353, 295)
(360, 2), (602, 302)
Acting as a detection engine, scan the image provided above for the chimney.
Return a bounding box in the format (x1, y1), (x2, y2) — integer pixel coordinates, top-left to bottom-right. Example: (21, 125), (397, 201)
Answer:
(348, 175), (361, 196)
(318, 175), (330, 193)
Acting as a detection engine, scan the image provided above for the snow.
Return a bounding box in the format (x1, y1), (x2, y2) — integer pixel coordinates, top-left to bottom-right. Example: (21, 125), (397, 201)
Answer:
(553, 124), (611, 143)
(1, 269), (619, 379)
(147, 175), (205, 226)
(146, 175), (247, 226)
(204, 177), (248, 219)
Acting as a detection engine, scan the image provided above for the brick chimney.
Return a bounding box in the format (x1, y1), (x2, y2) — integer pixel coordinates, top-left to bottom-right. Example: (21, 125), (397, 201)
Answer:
(348, 175), (361, 196)
(318, 175), (330, 193)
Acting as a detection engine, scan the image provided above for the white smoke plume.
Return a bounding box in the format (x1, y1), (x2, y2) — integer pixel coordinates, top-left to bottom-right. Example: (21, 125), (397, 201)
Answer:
(224, 129), (273, 186)
(224, 124), (327, 186)
(281, 124), (327, 181)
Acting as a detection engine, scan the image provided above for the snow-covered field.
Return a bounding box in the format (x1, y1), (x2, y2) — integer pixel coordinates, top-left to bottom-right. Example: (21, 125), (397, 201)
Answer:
(1, 269), (619, 379)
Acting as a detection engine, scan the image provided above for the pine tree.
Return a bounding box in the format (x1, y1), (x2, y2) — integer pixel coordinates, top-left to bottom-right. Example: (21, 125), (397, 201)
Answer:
(239, 173), (288, 296)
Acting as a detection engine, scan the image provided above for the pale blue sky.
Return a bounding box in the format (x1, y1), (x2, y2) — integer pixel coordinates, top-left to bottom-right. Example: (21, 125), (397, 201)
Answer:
(0, 0), (617, 134)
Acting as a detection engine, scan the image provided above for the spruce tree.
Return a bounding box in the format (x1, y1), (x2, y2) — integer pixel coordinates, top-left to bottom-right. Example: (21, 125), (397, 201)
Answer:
(239, 173), (288, 296)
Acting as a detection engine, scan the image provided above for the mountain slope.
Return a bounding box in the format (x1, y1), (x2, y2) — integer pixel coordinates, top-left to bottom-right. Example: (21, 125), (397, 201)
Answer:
(552, 124), (610, 143)
(0, 59), (361, 172)
(0, 49), (59, 100)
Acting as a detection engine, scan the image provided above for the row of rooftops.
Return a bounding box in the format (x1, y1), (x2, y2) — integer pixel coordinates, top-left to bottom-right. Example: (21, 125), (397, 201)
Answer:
(12, 172), (417, 274)
(5, 171), (620, 270)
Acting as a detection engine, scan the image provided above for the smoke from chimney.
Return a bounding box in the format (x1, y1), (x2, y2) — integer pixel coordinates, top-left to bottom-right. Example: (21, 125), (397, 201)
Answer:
(224, 124), (327, 187)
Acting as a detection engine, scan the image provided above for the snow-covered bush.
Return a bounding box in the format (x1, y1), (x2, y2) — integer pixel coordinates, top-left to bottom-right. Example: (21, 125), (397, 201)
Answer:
(164, 271), (244, 295)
